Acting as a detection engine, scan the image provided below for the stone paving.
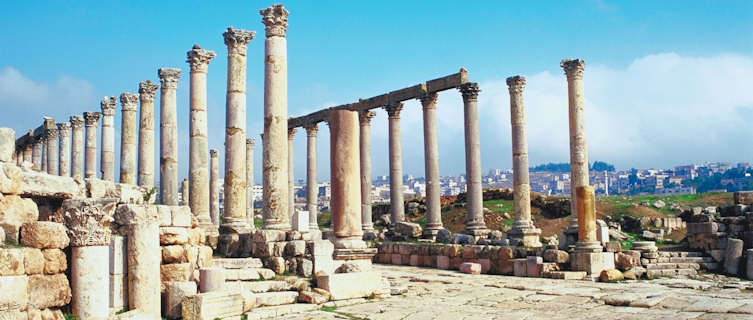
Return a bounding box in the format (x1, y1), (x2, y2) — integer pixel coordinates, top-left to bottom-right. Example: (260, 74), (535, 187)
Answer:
(283, 264), (753, 320)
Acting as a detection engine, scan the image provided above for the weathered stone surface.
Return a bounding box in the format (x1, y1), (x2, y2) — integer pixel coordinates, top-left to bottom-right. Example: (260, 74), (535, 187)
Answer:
(187, 227), (204, 245)
(161, 263), (192, 282)
(162, 245), (186, 264)
(0, 128), (14, 162)
(615, 252), (640, 271)
(213, 257), (263, 269)
(114, 204), (159, 226)
(20, 222), (69, 249)
(0, 275), (27, 311)
(63, 198), (117, 247)
(23, 248), (44, 275)
(110, 273), (127, 311)
(734, 191), (753, 205)
(70, 245), (108, 318)
(199, 267), (225, 293)
(0, 163), (23, 195)
(526, 256), (543, 277)
(163, 281), (197, 319)
(160, 227), (189, 245)
(299, 290), (328, 304)
(285, 240), (306, 256)
(725, 238), (744, 275)
(181, 290), (244, 320)
(0, 248), (24, 275)
(317, 271), (381, 300)
(395, 221), (422, 238)
(21, 168), (86, 199)
(254, 291), (299, 307)
(599, 269), (624, 282)
(0, 195), (38, 243)
(109, 235), (127, 275)
(459, 262), (481, 275)
(268, 257), (286, 275)
(28, 273), (71, 309)
(542, 249), (569, 263)
(171, 206), (192, 227)
(436, 228), (451, 243)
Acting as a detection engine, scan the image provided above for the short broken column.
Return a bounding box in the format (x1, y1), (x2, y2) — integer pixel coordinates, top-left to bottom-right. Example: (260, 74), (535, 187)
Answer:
(420, 92), (443, 239)
(359, 111), (375, 238)
(330, 109), (366, 250)
(459, 82), (487, 236)
(100, 96), (117, 181)
(57, 122), (71, 177)
(83, 112), (101, 179)
(44, 118), (59, 175)
(182, 178), (190, 205)
(63, 198), (118, 320)
(288, 127), (296, 220)
(138, 80), (159, 189)
(304, 124), (319, 230)
(506, 76), (541, 247)
(385, 102), (405, 224)
(210, 149), (221, 227)
(246, 138), (255, 226)
(562, 59), (589, 234)
(158, 68), (181, 205)
(120, 93), (139, 184)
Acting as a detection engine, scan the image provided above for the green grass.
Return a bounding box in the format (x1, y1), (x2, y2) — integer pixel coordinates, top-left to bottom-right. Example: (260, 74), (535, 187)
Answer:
(318, 210), (332, 228)
(254, 219), (262, 229)
(321, 306), (337, 312)
(64, 314), (76, 320)
(619, 232), (638, 250)
(484, 199), (514, 214)
(3, 242), (24, 248)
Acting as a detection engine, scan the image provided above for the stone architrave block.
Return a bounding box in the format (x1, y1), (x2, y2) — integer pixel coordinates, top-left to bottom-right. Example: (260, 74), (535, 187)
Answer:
(110, 235), (127, 275)
(316, 271), (382, 300)
(181, 290), (244, 320)
(292, 210), (309, 232)
(0, 275), (28, 311)
(160, 227), (189, 245)
(163, 281), (197, 319)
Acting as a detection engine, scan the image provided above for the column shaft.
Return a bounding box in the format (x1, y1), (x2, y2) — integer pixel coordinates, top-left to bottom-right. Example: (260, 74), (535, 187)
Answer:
(562, 59), (589, 229)
(305, 125), (318, 229)
(44, 121), (59, 176)
(359, 112), (375, 236)
(246, 139), (255, 226)
(32, 140), (42, 171)
(385, 103), (405, 224)
(83, 112), (101, 179)
(23, 145), (32, 165)
(58, 123), (71, 177)
(100, 97), (116, 181)
(127, 223), (160, 316)
(158, 68), (181, 205)
(460, 83), (487, 235)
(420, 93), (442, 237)
(138, 80), (159, 189)
(329, 110), (363, 245)
(119, 93), (139, 184)
(210, 150), (220, 226)
(288, 128), (296, 220)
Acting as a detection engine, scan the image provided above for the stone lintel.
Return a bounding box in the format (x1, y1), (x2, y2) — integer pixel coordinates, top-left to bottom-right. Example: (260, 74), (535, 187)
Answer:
(15, 130), (35, 150)
(388, 84), (425, 103)
(426, 69), (469, 92)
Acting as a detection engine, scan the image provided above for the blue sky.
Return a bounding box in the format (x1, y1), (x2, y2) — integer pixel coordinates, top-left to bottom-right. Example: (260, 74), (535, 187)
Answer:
(2, 1), (753, 183)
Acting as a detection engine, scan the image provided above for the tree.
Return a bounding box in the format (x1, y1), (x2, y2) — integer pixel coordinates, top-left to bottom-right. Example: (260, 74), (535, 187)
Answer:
(590, 161), (615, 172)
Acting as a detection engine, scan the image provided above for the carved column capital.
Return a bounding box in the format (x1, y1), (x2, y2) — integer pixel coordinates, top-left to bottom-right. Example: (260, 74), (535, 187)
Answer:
(246, 138), (255, 146)
(359, 111), (376, 125)
(506, 75), (526, 94)
(57, 122), (71, 137)
(459, 82), (480, 103)
(138, 80), (159, 101)
(419, 92), (438, 110)
(120, 92), (139, 111)
(223, 27), (255, 56)
(384, 102), (404, 119)
(158, 68), (181, 89)
(44, 127), (58, 141)
(304, 123), (319, 136)
(260, 4), (290, 38)
(70, 116), (84, 129)
(561, 59), (585, 80)
(83, 112), (101, 126)
(186, 44), (217, 73)
(288, 127), (297, 140)
(63, 198), (118, 246)
(100, 96), (117, 116)
(210, 149), (219, 157)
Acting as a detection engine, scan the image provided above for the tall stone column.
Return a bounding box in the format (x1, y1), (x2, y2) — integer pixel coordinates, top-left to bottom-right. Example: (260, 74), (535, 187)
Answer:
(288, 127), (296, 219)
(210, 149), (220, 227)
(63, 198), (117, 320)
(261, 5), (290, 230)
(83, 112), (101, 179)
(246, 139), (255, 226)
(329, 110), (365, 249)
(23, 143), (32, 165)
(138, 80), (159, 189)
(70, 116), (84, 179)
(459, 82), (487, 236)
(187, 45), (216, 235)
(304, 124), (319, 230)
(57, 122), (71, 177)
(41, 140), (46, 172)
(220, 27), (254, 255)
(119, 93), (139, 184)
(385, 102), (405, 224)
(100, 97), (117, 181)
(420, 93), (443, 238)
(44, 119), (59, 175)
(158, 68), (181, 205)
(32, 139), (42, 171)
(506, 76), (542, 247)
(359, 111), (375, 238)
(562, 59), (589, 233)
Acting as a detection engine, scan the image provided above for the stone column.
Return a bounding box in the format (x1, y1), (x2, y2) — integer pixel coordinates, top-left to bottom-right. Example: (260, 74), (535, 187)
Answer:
(23, 143), (32, 165)
(63, 198), (117, 320)
(41, 140), (46, 172)
(459, 82), (487, 236)
(575, 185), (601, 252)
(181, 178), (190, 205)
(44, 119), (59, 175)
(187, 45), (216, 235)
(158, 68), (181, 205)
(246, 139), (255, 226)
(261, 5), (290, 230)
(420, 93), (443, 238)
(288, 127), (296, 219)
(329, 109), (364, 249)
(32, 139), (42, 171)
(220, 27), (254, 255)
(100, 96), (116, 181)
(119, 93), (139, 184)
(385, 102), (405, 224)
(304, 124), (319, 230)
(126, 218), (160, 317)
(506, 76), (542, 247)
(83, 112), (101, 179)
(562, 59), (589, 232)
(210, 149), (220, 227)
(57, 122), (71, 177)
(359, 111), (375, 238)
(138, 80), (159, 189)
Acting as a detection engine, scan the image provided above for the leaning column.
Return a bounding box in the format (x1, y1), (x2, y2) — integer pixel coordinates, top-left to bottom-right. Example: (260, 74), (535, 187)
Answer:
(385, 102), (405, 224)
(44, 119), (59, 175)
(210, 149), (221, 227)
(63, 198), (117, 320)
(187, 44), (216, 236)
(288, 127), (296, 219)
(506, 76), (542, 247)
(459, 82), (487, 236)
(420, 93), (443, 239)
(304, 124), (319, 230)
(158, 68), (181, 205)
(246, 139), (255, 226)
(70, 116), (84, 179)
(359, 111), (375, 238)
(57, 122), (71, 177)
(562, 59), (590, 237)
(329, 109), (365, 249)
(119, 93), (139, 184)
(83, 112), (101, 179)
(100, 97), (117, 181)
(261, 5), (291, 230)
(138, 80), (159, 189)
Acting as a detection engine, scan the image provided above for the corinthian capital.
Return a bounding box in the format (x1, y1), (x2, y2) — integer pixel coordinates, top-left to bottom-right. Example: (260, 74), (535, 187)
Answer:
(288, 127), (297, 139)
(506, 76), (526, 94)
(459, 82), (480, 102)
(120, 92), (138, 111)
(63, 198), (117, 246)
(359, 111), (376, 125)
(186, 44), (217, 73)
(70, 116), (84, 129)
(100, 96), (117, 115)
(304, 123), (319, 136)
(246, 138), (255, 146)
(561, 59), (585, 80)
(44, 127), (58, 140)
(139, 80), (159, 101)
(210, 149), (219, 157)
(384, 102), (404, 118)
(57, 122), (71, 137)
(260, 4), (289, 38)
(158, 68), (181, 89)
(419, 92), (438, 110)
(83, 112), (101, 126)
(223, 27), (255, 56)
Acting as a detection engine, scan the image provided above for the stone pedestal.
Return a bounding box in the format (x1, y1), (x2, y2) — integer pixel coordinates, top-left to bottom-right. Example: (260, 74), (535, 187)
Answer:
(57, 122), (71, 177)
(304, 125), (319, 230)
(358, 111), (375, 238)
(292, 210), (309, 232)
(158, 68), (181, 205)
(83, 112), (101, 179)
(385, 103), (405, 225)
(420, 93), (443, 239)
(120, 93), (139, 184)
(459, 82), (487, 236)
(138, 80), (159, 189)
(100, 97), (116, 181)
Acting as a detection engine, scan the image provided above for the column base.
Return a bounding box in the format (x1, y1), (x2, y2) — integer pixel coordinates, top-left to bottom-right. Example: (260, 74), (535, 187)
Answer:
(218, 219), (253, 258)
(575, 241), (603, 253)
(308, 223), (320, 230)
(333, 236), (367, 249)
(421, 224), (442, 240)
(261, 220), (292, 231)
(507, 225), (542, 248)
(571, 250), (606, 276)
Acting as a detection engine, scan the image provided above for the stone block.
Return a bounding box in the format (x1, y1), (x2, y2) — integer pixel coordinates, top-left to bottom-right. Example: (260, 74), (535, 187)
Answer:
(268, 257), (285, 275)
(747, 249), (753, 280)
(605, 241), (621, 252)
(157, 205), (172, 227)
(526, 256), (543, 277)
(476, 258), (491, 273)
(160, 227), (189, 245)
(409, 255), (420, 266)
(316, 271), (381, 300)
(110, 273), (127, 310)
(42, 249), (66, 275)
(212, 258), (263, 269)
(491, 258), (514, 275)
(187, 228), (204, 245)
(23, 170), (85, 199)
(298, 290), (328, 304)
(0, 162), (22, 195)
(285, 240), (306, 256)
(459, 262), (481, 274)
(181, 290), (244, 320)
(27, 273), (71, 309)
(602, 252), (615, 270)
(292, 210), (309, 232)
(163, 281), (197, 319)
(391, 253), (403, 265)
(224, 268), (260, 281)
(171, 206), (192, 227)
(109, 235), (127, 275)
(19, 221), (68, 250)
(436, 256), (450, 269)
(734, 191), (753, 205)
(0, 195), (39, 244)
(0, 128), (14, 162)
(0, 275), (27, 311)
(512, 258), (527, 277)
(541, 262), (560, 274)
(197, 245), (213, 268)
(599, 269), (624, 282)
(254, 291), (299, 306)
(0, 247), (24, 275)
(161, 263), (192, 283)
(252, 230), (287, 242)
(162, 245), (187, 264)
(395, 221), (422, 238)
(199, 267), (225, 293)
(725, 238), (744, 275)
(571, 252), (605, 275)
(542, 249), (569, 264)
(23, 247), (44, 275)
(615, 252), (640, 271)
(544, 271), (586, 280)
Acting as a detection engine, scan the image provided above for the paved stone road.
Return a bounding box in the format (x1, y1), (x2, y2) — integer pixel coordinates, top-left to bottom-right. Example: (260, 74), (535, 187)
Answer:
(282, 264), (753, 320)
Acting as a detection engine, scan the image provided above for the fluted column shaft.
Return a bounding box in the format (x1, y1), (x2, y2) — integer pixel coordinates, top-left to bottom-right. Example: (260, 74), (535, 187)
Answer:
(562, 59), (589, 230)
(210, 150), (221, 227)
(460, 83), (486, 234)
(359, 111), (375, 235)
(100, 97), (116, 181)
(57, 122), (71, 177)
(288, 128), (296, 220)
(246, 139), (255, 226)
(420, 93), (442, 237)
(119, 93), (139, 184)
(305, 125), (318, 229)
(138, 80), (159, 189)
(261, 5), (291, 230)
(83, 112), (100, 179)
(385, 103), (405, 224)
(158, 68), (181, 205)
(70, 117), (84, 179)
